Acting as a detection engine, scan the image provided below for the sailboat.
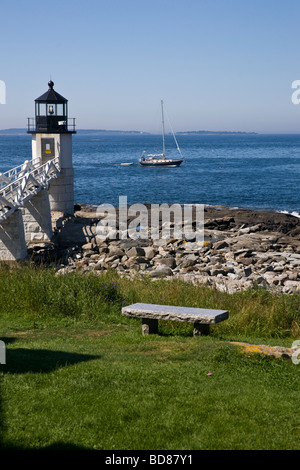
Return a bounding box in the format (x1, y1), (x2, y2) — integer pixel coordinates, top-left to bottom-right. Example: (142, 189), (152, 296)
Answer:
(139, 100), (183, 167)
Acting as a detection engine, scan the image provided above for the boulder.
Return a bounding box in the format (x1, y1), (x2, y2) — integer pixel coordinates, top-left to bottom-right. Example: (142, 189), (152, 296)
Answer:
(155, 256), (177, 269)
(150, 264), (174, 278)
(213, 240), (229, 250)
(108, 246), (125, 257)
(179, 256), (197, 269)
(143, 247), (158, 259)
(126, 246), (145, 257)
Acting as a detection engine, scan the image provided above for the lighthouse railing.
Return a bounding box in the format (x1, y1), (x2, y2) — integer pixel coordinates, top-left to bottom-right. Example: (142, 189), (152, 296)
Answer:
(0, 160), (35, 188)
(27, 117), (76, 133)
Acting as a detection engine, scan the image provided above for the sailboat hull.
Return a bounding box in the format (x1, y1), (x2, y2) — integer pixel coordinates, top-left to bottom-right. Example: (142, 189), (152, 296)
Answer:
(139, 159), (183, 167)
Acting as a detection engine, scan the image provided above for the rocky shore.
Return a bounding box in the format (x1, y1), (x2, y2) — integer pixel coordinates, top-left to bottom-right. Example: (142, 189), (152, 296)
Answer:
(28, 204), (300, 295)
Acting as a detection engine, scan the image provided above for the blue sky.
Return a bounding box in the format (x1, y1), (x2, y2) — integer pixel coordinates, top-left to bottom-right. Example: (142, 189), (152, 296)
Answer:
(1, 0), (300, 133)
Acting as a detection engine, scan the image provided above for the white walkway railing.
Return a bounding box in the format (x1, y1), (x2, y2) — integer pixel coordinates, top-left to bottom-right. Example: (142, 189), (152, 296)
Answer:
(0, 157), (60, 222)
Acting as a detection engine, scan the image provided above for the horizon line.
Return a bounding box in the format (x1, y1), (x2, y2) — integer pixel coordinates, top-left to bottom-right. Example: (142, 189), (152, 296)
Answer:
(1, 127), (300, 135)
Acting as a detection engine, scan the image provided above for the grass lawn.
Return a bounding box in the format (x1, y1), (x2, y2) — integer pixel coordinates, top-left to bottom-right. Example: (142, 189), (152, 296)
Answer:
(0, 265), (299, 450)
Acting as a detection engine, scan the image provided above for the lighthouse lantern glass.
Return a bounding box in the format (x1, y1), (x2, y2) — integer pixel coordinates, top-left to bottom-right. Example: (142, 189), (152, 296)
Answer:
(57, 103), (64, 116)
(47, 104), (55, 115)
(36, 103), (46, 116)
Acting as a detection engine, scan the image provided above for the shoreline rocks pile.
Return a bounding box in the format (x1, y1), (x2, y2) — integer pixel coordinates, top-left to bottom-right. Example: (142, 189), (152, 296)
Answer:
(28, 204), (300, 295)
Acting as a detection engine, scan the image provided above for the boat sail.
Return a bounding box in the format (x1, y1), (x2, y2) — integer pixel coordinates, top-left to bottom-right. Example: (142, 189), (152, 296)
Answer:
(139, 100), (183, 167)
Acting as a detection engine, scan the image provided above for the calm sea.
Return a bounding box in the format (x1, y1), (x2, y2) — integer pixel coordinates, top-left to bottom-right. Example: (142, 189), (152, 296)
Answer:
(0, 133), (299, 215)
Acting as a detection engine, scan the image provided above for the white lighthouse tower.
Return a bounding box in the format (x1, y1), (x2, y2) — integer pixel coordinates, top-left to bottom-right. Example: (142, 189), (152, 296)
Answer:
(28, 80), (76, 215)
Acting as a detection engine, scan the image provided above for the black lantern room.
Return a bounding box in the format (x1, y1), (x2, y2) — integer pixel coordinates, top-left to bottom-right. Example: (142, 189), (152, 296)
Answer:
(27, 81), (76, 134)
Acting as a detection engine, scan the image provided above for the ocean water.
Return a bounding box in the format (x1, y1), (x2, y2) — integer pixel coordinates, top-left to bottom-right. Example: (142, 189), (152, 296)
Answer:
(0, 133), (299, 215)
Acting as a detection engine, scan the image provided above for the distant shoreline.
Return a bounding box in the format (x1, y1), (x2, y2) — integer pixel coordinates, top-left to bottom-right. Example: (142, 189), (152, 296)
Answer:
(175, 131), (258, 135)
(0, 128), (258, 136)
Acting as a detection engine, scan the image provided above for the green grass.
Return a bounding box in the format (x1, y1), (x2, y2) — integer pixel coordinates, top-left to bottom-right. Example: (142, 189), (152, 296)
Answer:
(0, 264), (299, 450)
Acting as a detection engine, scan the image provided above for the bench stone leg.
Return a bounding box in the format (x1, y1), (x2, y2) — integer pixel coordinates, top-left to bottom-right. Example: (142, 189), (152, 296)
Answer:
(193, 323), (210, 337)
(142, 318), (158, 335)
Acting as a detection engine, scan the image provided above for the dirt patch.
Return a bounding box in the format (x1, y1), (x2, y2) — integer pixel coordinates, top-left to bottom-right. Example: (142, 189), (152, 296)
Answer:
(231, 341), (293, 359)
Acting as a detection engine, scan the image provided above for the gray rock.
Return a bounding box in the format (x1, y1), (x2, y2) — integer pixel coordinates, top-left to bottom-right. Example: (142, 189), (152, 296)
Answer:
(284, 280), (299, 289)
(150, 264), (174, 277)
(126, 246), (145, 257)
(288, 272), (298, 281)
(273, 265), (284, 273)
(213, 240), (229, 250)
(82, 242), (95, 251)
(124, 258), (140, 269)
(143, 246), (158, 259)
(179, 257), (197, 269)
(249, 224), (262, 232)
(210, 268), (227, 276)
(155, 256), (177, 269)
(108, 246), (125, 257)
(243, 266), (252, 277)
(105, 255), (120, 264)
(283, 281), (300, 293)
(135, 256), (150, 265)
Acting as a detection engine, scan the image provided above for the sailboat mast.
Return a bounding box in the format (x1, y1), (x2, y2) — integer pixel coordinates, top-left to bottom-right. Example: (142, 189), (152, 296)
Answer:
(161, 100), (165, 158)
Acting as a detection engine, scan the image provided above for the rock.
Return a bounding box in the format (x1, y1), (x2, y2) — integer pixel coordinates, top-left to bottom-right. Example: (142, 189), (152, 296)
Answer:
(255, 276), (266, 285)
(150, 264), (174, 278)
(236, 257), (254, 266)
(210, 267), (227, 276)
(126, 246), (145, 257)
(155, 256), (177, 269)
(238, 227), (251, 234)
(273, 265), (284, 273)
(124, 258), (140, 269)
(243, 266), (252, 277)
(152, 239), (168, 247)
(166, 238), (178, 245)
(288, 272), (298, 281)
(82, 251), (93, 258)
(263, 272), (277, 284)
(182, 241), (199, 251)
(224, 251), (235, 261)
(227, 272), (237, 279)
(179, 256), (197, 269)
(37, 205), (299, 294)
(108, 246), (125, 257)
(283, 281), (300, 293)
(99, 246), (109, 254)
(213, 240), (229, 250)
(284, 280), (299, 289)
(110, 260), (120, 269)
(135, 256), (150, 265)
(143, 247), (157, 259)
(105, 255), (120, 264)
(249, 224), (262, 232)
(82, 242), (95, 251)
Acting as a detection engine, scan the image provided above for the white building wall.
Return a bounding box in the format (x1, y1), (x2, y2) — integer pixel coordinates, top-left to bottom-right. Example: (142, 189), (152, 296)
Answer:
(22, 188), (53, 242)
(31, 133), (74, 215)
(0, 210), (27, 261)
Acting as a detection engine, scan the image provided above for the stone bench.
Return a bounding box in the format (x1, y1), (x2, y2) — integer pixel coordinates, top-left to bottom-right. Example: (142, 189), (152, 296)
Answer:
(122, 303), (229, 336)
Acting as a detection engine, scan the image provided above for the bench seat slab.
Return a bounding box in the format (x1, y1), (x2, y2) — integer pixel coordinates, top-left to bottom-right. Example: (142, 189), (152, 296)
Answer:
(122, 303), (229, 324)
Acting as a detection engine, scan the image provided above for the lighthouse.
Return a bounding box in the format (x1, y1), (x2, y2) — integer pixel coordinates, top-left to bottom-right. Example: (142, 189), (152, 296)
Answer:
(27, 80), (76, 215)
